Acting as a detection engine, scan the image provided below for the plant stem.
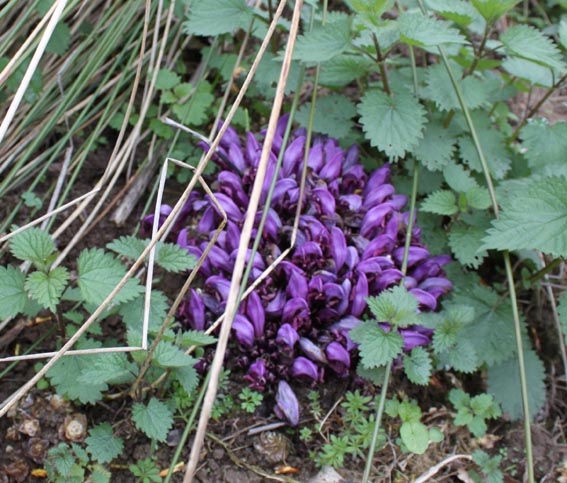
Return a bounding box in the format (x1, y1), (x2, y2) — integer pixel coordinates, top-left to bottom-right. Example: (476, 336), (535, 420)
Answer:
(372, 34), (391, 96)
(465, 23), (490, 77)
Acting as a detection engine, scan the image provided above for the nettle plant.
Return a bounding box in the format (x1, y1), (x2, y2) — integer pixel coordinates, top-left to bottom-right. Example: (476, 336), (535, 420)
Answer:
(0, 227), (217, 448)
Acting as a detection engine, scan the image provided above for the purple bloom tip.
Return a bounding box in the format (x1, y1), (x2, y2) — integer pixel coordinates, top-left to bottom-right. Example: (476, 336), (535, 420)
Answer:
(274, 380), (300, 426)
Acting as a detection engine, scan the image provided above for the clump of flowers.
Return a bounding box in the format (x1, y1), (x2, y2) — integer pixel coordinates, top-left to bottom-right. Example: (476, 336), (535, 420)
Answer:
(142, 116), (452, 425)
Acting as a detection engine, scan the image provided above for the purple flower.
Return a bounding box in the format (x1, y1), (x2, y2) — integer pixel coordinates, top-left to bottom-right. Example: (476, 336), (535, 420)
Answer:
(292, 357), (319, 382)
(326, 341), (351, 377)
(274, 380), (300, 426)
(244, 359), (268, 391)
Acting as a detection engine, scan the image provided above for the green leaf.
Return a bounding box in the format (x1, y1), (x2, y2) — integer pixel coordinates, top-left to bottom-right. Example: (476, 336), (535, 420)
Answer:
(47, 339), (107, 403)
(319, 55), (374, 87)
(559, 19), (567, 50)
(131, 399), (174, 442)
(502, 25), (565, 70)
(449, 388), (470, 408)
(458, 128), (511, 180)
(520, 119), (567, 176)
(22, 191), (43, 209)
(400, 421), (429, 454)
(172, 81), (214, 126)
(155, 69), (181, 90)
(429, 427), (444, 443)
(443, 163), (478, 193)
(487, 350), (546, 421)
(254, 52), (302, 96)
(403, 347), (432, 385)
(411, 120), (457, 171)
(0, 266), (28, 319)
(295, 94), (356, 139)
(293, 16), (352, 63)
(471, 0), (520, 24)
(184, 0), (253, 36)
(153, 340), (195, 368)
(46, 22), (71, 55)
(502, 56), (558, 88)
(25, 267), (68, 311)
(350, 322), (404, 368)
(421, 190), (458, 216)
(155, 243), (196, 273)
(398, 10), (467, 47)
(177, 330), (217, 348)
(173, 364), (199, 395)
(366, 286), (419, 327)
(349, 0), (394, 17)
(482, 176), (567, 257)
(448, 224), (488, 268)
(77, 248), (144, 306)
(10, 227), (55, 269)
(119, 290), (169, 333)
(358, 86), (426, 160)
(466, 186), (491, 210)
(86, 423), (124, 464)
(425, 0), (480, 26)
(445, 340), (480, 373)
(78, 352), (138, 385)
(91, 465), (112, 483)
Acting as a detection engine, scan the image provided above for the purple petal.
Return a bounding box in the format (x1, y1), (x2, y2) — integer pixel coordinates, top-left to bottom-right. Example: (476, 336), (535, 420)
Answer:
(339, 194), (363, 212)
(141, 204), (173, 236)
(282, 297), (310, 329)
(312, 187), (336, 217)
(361, 203), (394, 239)
(276, 323), (299, 349)
(393, 246), (430, 268)
(265, 290), (286, 315)
(209, 192), (242, 223)
(273, 178), (298, 207)
(364, 165), (390, 195)
(208, 245), (232, 272)
(292, 357), (319, 382)
(282, 135), (306, 177)
(219, 170), (249, 206)
(243, 360), (267, 390)
(331, 227), (347, 272)
(363, 184), (395, 209)
(418, 277), (453, 298)
(410, 255), (452, 281)
(307, 143), (323, 172)
(245, 132), (261, 167)
(345, 246), (360, 271)
(375, 269), (404, 291)
(341, 165), (367, 193)
(179, 289), (206, 331)
(343, 144), (359, 170)
(198, 206), (216, 234)
(319, 151), (343, 180)
(325, 341), (351, 377)
(228, 141), (246, 172)
(246, 291), (265, 337)
(351, 273), (368, 317)
(274, 380), (299, 426)
(287, 269), (308, 299)
(219, 122), (241, 149)
(400, 326), (432, 351)
(299, 337), (328, 363)
(205, 275), (231, 301)
(232, 315), (255, 348)
(390, 194), (407, 211)
(362, 235), (395, 259)
(410, 288), (437, 311)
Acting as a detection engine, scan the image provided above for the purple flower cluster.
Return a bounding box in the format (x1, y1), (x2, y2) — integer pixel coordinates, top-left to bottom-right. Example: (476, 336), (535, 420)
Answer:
(142, 116), (452, 425)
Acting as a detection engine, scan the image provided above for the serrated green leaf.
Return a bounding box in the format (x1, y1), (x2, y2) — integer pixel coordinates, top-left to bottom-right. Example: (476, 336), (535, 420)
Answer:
(77, 248), (144, 306)
(350, 322), (404, 367)
(254, 52), (302, 96)
(429, 427), (444, 443)
(131, 399), (174, 442)
(319, 55), (374, 87)
(471, 0), (520, 24)
(155, 69), (180, 90)
(367, 286), (419, 327)
(155, 243), (196, 273)
(449, 388), (470, 408)
(482, 176), (567, 257)
(421, 190), (458, 216)
(471, 393), (499, 416)
(293, 16), (351, 63)
(466, 186), (491, 210)
(153, 340), (195, 368)
(172, 81), (214, 126)
(398, 10), (467, 47)
(400, 421), (429, 454)
(22, 191), (43, 209)
(10, 227), (55, 269)
(119, 290), (169, 333)
(520, 119), (567, 176)
(184, 0), (253, 36)
(47, 339), (107, 403)
(91, 465), (112, 483)
(173, 364), (199, 395)
(295, 94), (356, 139)
(422, 63), (489, 112)
(350, 0), (394, 17)
(358, 86), (426, 160)
(448, 224), (488, 268)
(411, 120), (457, 171)
(46, 21), (71, 55)
(86, 423), (124, 464)
(25, 267), (68, 311)
(559, 19), (567, 50)
(425, 0), (480, 26)
(502, 25), (565, 70)
(403, 347), (432, 385)
(78, 352), (138, 385)
(0, 266), (28, 319)
(177, 330), (217, 348)
(443, 163), (478, 193)
(357, 363), (387, 385)
(502, 56), (558, 88)
(445, 339), (480, 373)
(432, 319), (459, 353)
(487, 350), (546, 420)
(458, 128), (511, 180)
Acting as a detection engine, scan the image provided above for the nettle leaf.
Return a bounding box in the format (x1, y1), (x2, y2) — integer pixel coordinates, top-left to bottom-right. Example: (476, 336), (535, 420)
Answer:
(358, 86), (426, 160)
(86, 423), (124, 464)
(25, 267), (68, 312)
(155, 69), (180, 90)
(443, 163), (478, 193)
(350, 322), (404, 368)
(403, 347), (432, 385)
(78, 352), (138, 385)
(10, 227), (55, 269)
(444, 339), (480, 373)
(319, 55), (374, 87)
(0, 266), (28, 319)
(296, 94), (357, 139)
(558, 292), (567, 347)
(458, 128), (511, 180)
(483, 176), (567, 257)
(487, 350), (546, 420)
(184, 0), (253, 36)
(173, 364), (199, 395)
(173, 81), (214, 126)
(77, 248), (144, 306)
(520, 119), (567, 176)
(367, 286), (419, 327)
(177, 330), (217, 348)
(398, 10), (467, 47)
(471, 0), (520, 24)
(400, 421), (429, 454)
(502, 25), (565, 70)
(502, 56), (558, 88)
(47, 339), (107, 403)
(466, 186), (491, 210)
(293, 15), (351, 63)
(155, 242), (196, 273)
(254, 52), (302, 96)
(350, 0), (394, 17)
(425, 0), (480, 26)
(559, 19), (567, 50)
(448, 224), (488, 269)
(411, 120), (457, 171)
(131, 399), (174, 442)
(91, 465), (111, 483)
(421, 190), (458, 216)
(153, 340), (195, 368)
(119, 290), (169, 333)
(422, 63), (489, 112)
